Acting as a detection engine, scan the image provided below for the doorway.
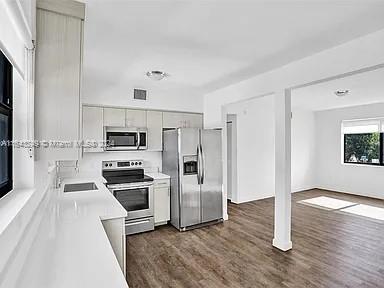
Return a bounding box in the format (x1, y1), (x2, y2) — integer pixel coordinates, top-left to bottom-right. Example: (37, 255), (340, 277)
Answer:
(227, 114), (237, 202)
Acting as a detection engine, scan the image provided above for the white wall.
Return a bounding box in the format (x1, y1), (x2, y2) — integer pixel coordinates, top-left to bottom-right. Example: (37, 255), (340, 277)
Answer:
(82, 83), (204, 113)
(291, 108), (316, 192)
(204, 29), (384, 128)
(225, 97), (316, 203)
(79, 151), (162, 176)
(315, 103), (384, 199)
(226, 96), (275, 202)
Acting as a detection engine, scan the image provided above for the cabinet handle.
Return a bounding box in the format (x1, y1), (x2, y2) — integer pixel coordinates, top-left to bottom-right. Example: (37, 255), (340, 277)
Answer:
(156, 182), (168, 185)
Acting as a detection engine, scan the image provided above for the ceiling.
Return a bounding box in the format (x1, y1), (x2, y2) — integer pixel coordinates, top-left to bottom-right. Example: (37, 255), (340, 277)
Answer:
(82, 0), (384, 97)
(292, 67), (384, 111)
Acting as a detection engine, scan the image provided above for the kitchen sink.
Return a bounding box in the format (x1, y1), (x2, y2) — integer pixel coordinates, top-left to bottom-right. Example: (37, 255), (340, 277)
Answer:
(63, 182), (98, 193)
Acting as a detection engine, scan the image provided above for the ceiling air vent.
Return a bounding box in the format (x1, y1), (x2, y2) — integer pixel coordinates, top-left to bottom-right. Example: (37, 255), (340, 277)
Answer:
(134, 89), (147, 100)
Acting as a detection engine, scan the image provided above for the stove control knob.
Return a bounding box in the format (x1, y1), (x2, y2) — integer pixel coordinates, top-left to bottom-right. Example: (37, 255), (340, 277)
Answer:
(131, 162), (134, 166)
(135, 162), (138, 165)
(139, 161), (142, 165)
(109, 163), (112, 167)
(104, 163), (108, 167)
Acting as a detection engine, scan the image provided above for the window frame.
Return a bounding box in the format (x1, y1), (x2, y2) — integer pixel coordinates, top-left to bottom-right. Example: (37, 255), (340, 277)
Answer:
(0, 102), (13, 198)
(342, 119), (384, 167)
(0, 51), (13, 199)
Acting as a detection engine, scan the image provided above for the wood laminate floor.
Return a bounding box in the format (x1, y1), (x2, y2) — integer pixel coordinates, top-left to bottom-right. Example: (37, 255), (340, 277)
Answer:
(126, 189), (384, 288)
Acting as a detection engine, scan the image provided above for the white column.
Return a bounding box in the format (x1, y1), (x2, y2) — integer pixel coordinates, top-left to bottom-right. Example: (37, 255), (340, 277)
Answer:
(273, 89), (292, 251)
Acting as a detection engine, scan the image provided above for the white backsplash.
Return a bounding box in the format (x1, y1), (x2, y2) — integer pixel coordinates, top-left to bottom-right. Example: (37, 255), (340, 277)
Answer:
(79, 151), (162, 176)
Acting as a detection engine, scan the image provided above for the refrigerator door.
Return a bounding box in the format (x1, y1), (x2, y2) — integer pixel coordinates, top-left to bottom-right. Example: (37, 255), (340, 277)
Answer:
(179, 128), (201, 228)
(200, 129), (223, 223)
(163, 129), (181, 229)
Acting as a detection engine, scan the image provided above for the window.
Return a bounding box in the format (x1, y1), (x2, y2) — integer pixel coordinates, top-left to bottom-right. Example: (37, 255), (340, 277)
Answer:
(0, 50), (13, 198)
(342, 119), (383, 166)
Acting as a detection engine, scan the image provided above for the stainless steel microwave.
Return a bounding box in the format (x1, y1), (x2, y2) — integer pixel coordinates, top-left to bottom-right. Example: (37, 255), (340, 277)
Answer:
(104, 127), (147, 151)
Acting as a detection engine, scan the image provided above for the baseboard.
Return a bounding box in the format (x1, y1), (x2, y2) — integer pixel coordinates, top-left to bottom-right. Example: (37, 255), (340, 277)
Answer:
(314, 186), (384, 201)
(292, 186), (317, 193)
(233, 194), (275, 204)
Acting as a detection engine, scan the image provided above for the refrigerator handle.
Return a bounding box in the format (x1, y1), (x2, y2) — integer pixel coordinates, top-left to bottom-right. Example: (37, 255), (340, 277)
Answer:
(197, 145), (202, 185)
(200, 144), (205, 185)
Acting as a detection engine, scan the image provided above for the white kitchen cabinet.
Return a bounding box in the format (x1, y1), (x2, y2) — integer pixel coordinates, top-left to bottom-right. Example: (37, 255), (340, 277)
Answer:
(126, 109), (147, 128)
(162, 112), (185, 128)
(163, 112), (203, 129)
(147, 111), (163, 151)
(82, 106), (104, 153)
(101, 217), (126, 276)
(103, 108), (125, 127)
(154, 178), (171, 226)
(35, 6), (84, 161)
(183, 113), (203, 128)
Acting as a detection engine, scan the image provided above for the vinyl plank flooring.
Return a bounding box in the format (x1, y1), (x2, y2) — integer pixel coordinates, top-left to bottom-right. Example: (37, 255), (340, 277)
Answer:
(126, 189), (384, 288)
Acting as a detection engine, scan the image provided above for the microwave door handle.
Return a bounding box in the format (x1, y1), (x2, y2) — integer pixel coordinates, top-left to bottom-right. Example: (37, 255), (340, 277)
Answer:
(137, 130), (140, 150)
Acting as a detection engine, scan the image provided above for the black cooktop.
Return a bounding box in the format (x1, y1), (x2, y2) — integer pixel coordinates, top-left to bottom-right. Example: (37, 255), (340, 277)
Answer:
(104, 174), (154, 185)
(102, 168), (154, 185)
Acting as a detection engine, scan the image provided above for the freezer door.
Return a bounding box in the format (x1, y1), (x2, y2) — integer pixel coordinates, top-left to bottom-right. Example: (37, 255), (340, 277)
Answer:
(179, 128), (201, 227)
(200, 129), (223, 222)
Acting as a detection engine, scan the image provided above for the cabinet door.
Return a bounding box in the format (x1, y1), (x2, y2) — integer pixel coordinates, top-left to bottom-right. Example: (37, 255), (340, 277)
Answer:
(162, 112), (184, 129)
(103, 108), (125, 127)
(147, 110), (163, 151)
(184, 113), (203, 128)
(82, 106), (104, 153)
(154, 186), (170, 225)
(35, 9), (82, 161)
(126, 109), (146, 128)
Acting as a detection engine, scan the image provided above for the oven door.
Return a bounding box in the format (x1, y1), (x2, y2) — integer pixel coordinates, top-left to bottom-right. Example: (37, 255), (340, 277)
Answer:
(110, 183), (154, 219)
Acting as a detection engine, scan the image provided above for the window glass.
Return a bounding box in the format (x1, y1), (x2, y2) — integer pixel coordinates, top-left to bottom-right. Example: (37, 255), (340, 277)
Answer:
(344, 132), (380, 164)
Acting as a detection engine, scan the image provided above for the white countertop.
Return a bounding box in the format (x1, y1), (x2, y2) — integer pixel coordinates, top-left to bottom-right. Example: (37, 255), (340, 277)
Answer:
(146, 172), (170, 180)
(14, 177), (128, 288)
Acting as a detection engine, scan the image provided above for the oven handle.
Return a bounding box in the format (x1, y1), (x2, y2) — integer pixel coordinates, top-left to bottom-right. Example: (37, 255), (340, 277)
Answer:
(125, 219), (151, 226)
(110, 185), (153, 192)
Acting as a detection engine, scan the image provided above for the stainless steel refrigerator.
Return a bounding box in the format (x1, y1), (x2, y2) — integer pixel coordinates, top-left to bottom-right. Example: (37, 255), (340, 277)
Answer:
(162, 128), (223, 231)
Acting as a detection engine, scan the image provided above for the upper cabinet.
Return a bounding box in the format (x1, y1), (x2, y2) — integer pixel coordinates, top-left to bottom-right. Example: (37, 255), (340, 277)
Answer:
(184, 113), (203, 128)
(82, 106), (203, 153)
(126, 109), (146, 128)
(146, 111), (163, 151)
(162, 112), (184, 129)
(163, 112), (203, 129)
(35, 1), (85, 161)
(82, 106), (104, 153)
(104, 108), (125, 127)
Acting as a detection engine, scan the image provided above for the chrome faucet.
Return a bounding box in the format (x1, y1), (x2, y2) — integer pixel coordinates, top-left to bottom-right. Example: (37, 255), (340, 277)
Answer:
(55, 160), (79, 188)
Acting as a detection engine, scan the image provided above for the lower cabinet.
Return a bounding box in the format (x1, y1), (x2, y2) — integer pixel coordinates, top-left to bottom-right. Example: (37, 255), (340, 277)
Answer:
(154, 179), (171, 226)
(101, 217), (126, 276)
